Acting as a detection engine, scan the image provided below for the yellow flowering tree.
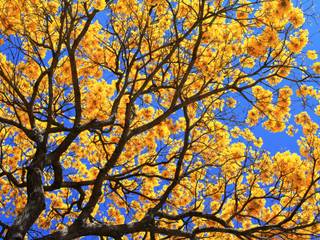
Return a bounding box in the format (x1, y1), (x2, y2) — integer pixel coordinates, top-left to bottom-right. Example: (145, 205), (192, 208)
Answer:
(0, 0), (319, 239)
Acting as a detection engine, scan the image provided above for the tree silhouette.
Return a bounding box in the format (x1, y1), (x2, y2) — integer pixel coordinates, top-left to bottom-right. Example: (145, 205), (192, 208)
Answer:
(0, 0), (319, 239)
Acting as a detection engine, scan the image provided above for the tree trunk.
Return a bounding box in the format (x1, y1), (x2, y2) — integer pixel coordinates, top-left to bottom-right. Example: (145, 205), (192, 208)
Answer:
(5, 167), (45, 239)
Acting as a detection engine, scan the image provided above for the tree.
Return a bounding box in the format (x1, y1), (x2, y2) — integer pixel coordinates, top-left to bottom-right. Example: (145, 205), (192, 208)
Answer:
(0, 0), (319, 239)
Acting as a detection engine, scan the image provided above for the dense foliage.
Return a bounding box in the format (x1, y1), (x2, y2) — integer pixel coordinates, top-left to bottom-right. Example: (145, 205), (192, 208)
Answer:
(0, 0), (320, 239)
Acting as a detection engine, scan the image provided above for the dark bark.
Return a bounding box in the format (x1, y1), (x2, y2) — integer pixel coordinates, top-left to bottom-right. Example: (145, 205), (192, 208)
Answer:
(5, 167), (45, 240)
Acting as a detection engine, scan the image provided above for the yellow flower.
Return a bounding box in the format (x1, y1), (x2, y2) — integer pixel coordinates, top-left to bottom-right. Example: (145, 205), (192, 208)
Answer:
(260, 27), (279, 47)
(289, 8), (305, 28)
(246, 37), (267, 57)
(276, 0), (293, 16)
(312, 62), (320, 74)
(315, 105), (320, 116)
(286, 125), (296, 136)
(226, 97), (237, 108)
(143, 94), (152, 104)
(307, 50), (318, 60)
(93, 0), (107, 11)
(287, 29), (308, 54)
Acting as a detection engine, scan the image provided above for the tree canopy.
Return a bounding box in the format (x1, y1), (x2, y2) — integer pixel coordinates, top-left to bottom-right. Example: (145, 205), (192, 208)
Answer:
(0, 0), (320, 239)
